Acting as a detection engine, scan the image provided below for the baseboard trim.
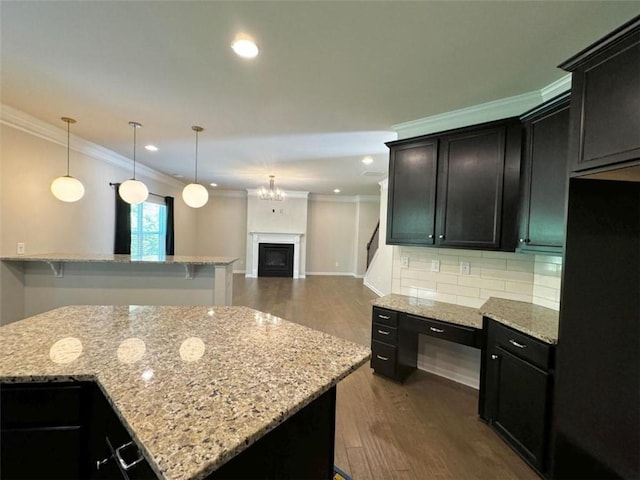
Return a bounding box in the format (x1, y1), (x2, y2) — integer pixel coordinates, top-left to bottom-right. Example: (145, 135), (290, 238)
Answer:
(363, 279), (384, 297)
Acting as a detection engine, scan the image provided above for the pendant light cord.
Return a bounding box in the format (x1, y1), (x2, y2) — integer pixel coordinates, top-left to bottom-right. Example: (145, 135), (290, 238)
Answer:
(66, 120), (71, 176)
(133, 125), (137, 180)
(194, 128), (199, 183)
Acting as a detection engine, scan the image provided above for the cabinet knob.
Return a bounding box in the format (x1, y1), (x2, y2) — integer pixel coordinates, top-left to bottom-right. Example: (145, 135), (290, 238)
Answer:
(519, 238), (524, 242)
(439, 234), (444, 239)
(428, 234), (434, 239)
(519, 238), (530, 244)
(491, 354), (498, 360)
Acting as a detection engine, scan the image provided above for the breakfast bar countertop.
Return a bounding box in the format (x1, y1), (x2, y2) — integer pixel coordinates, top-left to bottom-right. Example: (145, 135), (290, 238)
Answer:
(0, 253), (238, 265)
(0, 305), (371, 480)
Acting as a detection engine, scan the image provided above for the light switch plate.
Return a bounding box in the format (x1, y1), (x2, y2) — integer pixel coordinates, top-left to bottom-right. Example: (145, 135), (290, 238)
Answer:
(16, 242), (25, 255)
(400, 256), (409, 267)
(431, 259), (440, 272)
(460, 261), (470, 275)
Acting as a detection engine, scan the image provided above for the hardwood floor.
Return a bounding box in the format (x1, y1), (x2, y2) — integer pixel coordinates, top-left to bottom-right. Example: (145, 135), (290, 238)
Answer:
(233, 275), (538, 480)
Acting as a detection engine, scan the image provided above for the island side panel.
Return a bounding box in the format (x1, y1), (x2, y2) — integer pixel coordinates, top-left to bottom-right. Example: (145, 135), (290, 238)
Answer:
(21, 262), (218, 318)
(213, 262), (234, 306)
(0, 261), (25, 325)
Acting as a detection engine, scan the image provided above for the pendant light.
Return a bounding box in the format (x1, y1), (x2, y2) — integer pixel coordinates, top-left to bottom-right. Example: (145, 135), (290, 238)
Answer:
(119, 121), (149, 205)
(182, 126), (209, 208)
(51, 117), (85, 202)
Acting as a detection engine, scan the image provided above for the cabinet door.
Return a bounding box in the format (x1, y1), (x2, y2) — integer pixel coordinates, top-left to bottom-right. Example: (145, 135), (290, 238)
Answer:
(386, 140), (438, 245)
(437, 127), (505, 249)
(489, 347), (552, 472)
(568, 31), (640, 173)
(519, 99), (570, 253)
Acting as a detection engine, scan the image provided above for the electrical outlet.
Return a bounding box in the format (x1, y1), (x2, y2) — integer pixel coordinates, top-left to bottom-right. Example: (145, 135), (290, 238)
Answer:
(460, 261), (470, 275)
(16, 242), (25, 255)
(400, 256), (409, 267)
(431, 259), (440, 272)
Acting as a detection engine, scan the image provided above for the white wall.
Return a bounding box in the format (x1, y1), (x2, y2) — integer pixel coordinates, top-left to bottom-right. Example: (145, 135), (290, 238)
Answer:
(363, 179), (393, 295)
(0, 122), (197, 257)
(196, 191), (247, 272)
(354, 197), (380, 276)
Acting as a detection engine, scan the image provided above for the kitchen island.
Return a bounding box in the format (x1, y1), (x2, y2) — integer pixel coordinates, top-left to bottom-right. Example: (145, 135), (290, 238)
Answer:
(0, 304), (371, 479)
(0, 254), (238, 325)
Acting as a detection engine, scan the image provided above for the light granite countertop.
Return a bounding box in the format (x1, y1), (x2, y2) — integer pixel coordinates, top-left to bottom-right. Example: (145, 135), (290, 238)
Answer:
(0, 253), (238, 265)
(479, 297), (559, 344)
(0, 305), (370, 479)
(373, 294), (559, 344)
(372, 293), (483, 329)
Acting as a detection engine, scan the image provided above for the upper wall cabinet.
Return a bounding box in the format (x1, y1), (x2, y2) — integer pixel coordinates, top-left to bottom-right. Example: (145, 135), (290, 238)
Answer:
(560, 16), (640, 175)
(518, 93), (571, 255)
(386, 119), (522, 251)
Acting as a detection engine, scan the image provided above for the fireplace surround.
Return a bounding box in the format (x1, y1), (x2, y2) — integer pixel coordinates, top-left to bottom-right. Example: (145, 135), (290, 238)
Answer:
(247, 232), (304, 279)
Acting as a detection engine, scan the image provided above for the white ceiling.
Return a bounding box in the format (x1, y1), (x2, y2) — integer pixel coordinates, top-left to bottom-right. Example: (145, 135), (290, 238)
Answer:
(2, 1), (638, 196)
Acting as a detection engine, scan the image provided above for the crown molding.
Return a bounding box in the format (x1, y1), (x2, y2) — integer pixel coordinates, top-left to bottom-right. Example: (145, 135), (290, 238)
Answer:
(540, 74), (572, 102)
(309, 194), (379, 203)
(392, 75), (573, 139)
(1, 104), (185, 189)
(246, 188), (309, 199)
(209, 189), (247, 198)
(379, 178), (389, 190)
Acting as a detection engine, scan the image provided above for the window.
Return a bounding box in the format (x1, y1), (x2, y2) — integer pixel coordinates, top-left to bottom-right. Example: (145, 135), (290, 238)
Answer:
(130, 201), (167, 258)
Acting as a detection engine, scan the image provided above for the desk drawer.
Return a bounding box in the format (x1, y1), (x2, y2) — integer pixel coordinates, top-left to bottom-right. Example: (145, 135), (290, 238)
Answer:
(371, 341), (397, 378)
(372, 323), (397, 345)
(488, 319), (552, 370)
(403, 314), (479, 347)
(372, 307), (398, 327)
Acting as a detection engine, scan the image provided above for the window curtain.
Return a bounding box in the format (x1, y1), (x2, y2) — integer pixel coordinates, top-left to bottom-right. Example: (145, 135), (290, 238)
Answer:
(114, 183), (131, 254)
(165, 196), (175, 255)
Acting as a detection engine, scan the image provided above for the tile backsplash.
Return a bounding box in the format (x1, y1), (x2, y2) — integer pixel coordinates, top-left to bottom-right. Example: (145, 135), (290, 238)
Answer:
(392, 247), (562, 311)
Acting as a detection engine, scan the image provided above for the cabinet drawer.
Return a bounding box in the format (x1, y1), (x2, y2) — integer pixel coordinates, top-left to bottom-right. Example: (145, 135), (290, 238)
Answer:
(372, 307), (398, 327)
(372, 323), (397, 345)
(1, 383), (82, 428)
(403, 314), (479, 347)
(371, 341), (397, 378)
(489, 320), (552, 370)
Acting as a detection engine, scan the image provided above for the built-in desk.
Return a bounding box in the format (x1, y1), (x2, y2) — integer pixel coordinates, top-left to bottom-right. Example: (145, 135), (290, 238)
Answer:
(0, 253), (238, 325)
(371, 294), (482, 382)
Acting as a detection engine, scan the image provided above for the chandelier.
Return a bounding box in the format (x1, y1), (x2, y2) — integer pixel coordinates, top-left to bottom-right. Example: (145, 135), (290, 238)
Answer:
(259, 175), (285, 201)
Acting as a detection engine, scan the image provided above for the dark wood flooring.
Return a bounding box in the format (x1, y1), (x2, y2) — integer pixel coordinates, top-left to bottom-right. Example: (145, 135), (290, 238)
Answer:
(233, 275), (538, 480)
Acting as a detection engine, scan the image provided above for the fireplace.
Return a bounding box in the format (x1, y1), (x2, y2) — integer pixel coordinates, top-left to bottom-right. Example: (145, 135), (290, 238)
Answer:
(258, 243), (294, 277)
(247, 233), (304, 279)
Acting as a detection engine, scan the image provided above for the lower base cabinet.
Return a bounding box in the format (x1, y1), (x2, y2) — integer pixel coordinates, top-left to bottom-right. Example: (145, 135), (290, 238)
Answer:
(479, 317), (555, 476)
(0, 382), (155, 480)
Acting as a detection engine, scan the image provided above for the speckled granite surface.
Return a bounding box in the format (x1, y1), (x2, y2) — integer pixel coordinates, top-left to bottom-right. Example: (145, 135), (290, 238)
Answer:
(479, 297), (559, 344)
(372, 293), (482, 329)
(0, 305), (370, 480)
(0, 253), (237, 265)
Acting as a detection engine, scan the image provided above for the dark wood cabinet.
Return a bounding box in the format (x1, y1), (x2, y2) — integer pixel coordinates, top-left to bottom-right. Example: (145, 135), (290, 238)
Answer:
(386, 119), (521, 251)
(480, 318), (555, 475)
(370, 307), (417, 382)
(560, 16), (640, 174)
(518, 93), (571, 254)
(386, 139), (438, 245)
(0, 382), (155, 480)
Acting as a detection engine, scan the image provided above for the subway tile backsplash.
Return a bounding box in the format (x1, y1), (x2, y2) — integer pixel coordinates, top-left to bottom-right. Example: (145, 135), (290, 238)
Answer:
(393, 247), (562, 311)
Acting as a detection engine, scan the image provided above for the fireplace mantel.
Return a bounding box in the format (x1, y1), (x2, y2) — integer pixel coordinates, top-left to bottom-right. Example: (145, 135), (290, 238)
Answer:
(247, 232), (304, 279)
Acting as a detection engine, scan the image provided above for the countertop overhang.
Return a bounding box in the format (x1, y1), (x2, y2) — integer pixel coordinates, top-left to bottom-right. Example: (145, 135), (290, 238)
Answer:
(0, 305), (371, 479)
(0, 253), (239, 265)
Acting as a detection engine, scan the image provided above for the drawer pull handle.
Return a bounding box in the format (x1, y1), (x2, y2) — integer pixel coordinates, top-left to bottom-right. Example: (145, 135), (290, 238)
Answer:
(429, 327), (445, 333)
(509, 339), (526, 349)
(115, 441), (144, 471)
(491, 354), (498, 360)
(376, 354), (389, 361)
(377, 329), (390, 335)
(378, 314), (391, 320)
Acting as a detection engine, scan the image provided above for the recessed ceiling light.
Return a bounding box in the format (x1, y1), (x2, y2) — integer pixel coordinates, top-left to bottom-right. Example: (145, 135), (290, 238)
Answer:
(145, 145), (158, 152)
(333, 188), (341, 194)
(232, 38), (259, 59)
(362, 156), (373, 165)
(210, 183), (218, 187)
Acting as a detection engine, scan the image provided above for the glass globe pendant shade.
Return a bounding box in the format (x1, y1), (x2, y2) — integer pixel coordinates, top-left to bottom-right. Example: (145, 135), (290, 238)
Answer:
(119, 179), (149, 205)
(182, 183), (208, 208)
(51, 175), (85, 203)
